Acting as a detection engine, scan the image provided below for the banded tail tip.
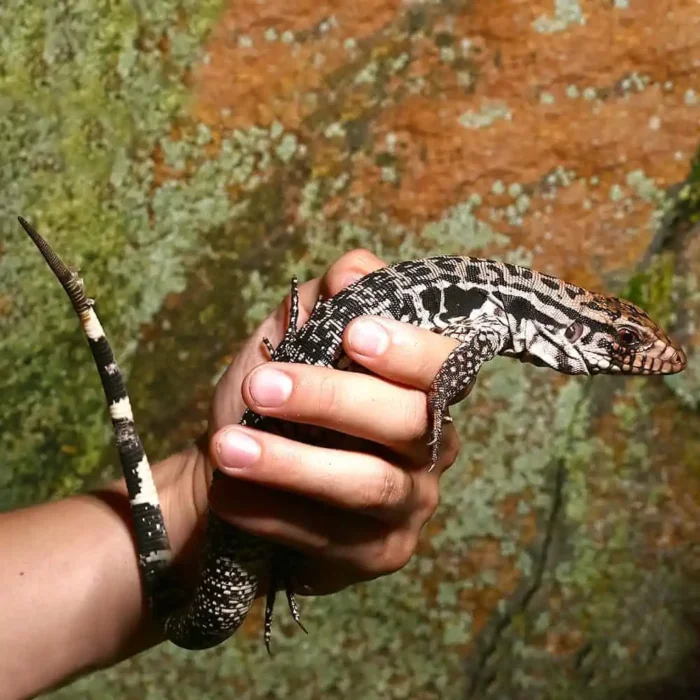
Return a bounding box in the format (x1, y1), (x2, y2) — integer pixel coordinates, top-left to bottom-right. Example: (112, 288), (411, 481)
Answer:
(18, 216), (73, 285)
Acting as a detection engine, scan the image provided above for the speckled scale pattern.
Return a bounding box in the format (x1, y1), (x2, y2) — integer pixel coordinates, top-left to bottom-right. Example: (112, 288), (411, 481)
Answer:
(20, 222), (686, 652)
(164, 516), (271, 649)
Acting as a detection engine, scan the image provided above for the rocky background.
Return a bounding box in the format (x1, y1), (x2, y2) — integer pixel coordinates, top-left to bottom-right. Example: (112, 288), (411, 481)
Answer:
(1, 1), (699, 698)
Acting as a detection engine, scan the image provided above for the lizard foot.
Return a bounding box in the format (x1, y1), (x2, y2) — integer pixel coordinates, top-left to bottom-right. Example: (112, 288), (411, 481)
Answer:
(426, 396), (448, 471)
(263, 552), (307, 653)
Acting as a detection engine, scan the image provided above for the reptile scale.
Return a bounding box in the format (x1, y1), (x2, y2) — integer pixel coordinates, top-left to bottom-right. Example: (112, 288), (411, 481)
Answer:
(18, 216), (687, 651)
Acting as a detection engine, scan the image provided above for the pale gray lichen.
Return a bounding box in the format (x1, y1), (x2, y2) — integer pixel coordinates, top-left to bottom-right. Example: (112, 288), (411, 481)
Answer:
(458, 100), (512, 129)
(533, 0), (586, 33)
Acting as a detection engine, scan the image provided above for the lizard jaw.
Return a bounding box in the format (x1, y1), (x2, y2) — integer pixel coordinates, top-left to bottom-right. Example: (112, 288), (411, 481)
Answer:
(605, 341), (687, 375)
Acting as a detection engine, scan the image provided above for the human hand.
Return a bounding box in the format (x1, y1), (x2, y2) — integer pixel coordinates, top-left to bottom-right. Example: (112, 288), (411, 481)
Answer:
(197, 250), (462, 595)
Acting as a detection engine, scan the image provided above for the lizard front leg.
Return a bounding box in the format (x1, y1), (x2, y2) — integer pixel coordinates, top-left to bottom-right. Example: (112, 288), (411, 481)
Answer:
(262, 276), (300, 357)
(426, 325), (507, 470)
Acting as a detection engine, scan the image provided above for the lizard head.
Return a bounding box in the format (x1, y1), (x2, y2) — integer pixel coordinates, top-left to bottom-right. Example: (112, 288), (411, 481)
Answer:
(565, 294), (686, 375)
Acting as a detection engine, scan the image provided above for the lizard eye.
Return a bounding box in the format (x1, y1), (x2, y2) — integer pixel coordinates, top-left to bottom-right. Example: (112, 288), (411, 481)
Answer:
(564, 321), (584, 343)
(617, 327), (640, 347)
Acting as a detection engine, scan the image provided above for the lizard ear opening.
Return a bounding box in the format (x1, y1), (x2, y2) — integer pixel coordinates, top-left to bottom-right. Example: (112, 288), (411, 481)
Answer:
(564, 321), (584, 343)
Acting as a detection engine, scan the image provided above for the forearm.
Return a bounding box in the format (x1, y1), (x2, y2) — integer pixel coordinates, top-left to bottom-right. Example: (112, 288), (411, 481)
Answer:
(0, 447), (207, 699)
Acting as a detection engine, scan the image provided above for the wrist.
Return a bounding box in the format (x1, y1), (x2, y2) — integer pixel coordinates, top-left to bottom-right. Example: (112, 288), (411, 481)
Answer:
(95, 438), (214, 621)
(156, 437), (214, 580)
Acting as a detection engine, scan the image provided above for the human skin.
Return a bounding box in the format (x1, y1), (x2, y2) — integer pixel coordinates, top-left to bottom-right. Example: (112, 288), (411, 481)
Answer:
(0, 250), (461, 698)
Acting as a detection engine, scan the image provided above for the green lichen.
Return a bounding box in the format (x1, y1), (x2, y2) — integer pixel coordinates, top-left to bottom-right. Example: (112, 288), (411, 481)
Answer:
(623, 252), (676, 324)
(0, 0), (230, 508)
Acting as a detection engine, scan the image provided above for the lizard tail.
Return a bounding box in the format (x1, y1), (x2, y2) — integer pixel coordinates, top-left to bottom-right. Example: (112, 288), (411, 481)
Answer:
(18, 217), (73, 284)
(18, 217), (182, 620)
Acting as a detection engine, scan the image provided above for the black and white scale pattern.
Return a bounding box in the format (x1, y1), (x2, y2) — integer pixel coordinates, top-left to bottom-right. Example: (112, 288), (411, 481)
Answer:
(19, 218), (686, 651)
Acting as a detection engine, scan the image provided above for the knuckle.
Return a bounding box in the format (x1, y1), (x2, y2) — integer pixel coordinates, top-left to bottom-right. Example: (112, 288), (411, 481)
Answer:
(312, 373), (342, 416)
(304, 529), (332, 555)
(418, 483), (440, 519)
(375, 469), (410, 511)
(402, 394), (428, 439)
(250, 516), (332, 554)
(377, 531), (416, 575)
(358, 467), (408, 511)
(325, 250), (385, 293)
(337, 248), (383, 273)
(239, 516), (280, 541)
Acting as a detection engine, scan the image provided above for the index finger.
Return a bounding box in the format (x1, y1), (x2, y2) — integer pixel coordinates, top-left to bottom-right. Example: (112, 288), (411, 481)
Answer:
(343, 316), (459, 392)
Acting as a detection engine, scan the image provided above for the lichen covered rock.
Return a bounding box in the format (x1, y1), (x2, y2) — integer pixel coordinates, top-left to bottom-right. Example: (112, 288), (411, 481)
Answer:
(2, 1), (699, 697)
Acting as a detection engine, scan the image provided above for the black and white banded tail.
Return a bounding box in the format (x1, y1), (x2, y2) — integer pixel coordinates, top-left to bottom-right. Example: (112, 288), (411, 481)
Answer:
(18, 217), (180, 619)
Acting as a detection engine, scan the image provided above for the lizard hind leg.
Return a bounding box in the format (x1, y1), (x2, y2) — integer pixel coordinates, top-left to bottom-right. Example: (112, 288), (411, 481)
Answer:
(283, 276), (327, 337)
(263, 551), (307, 653)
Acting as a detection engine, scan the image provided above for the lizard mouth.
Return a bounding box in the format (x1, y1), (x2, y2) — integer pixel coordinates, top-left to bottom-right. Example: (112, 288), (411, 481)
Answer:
(608, 343), (686, 375)
(585, 342), (686, 375)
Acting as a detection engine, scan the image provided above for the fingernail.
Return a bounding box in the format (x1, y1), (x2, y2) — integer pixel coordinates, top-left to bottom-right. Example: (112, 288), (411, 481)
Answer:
(347, 318), (390, 357)
(249, 367), (293, 407)
(216, 428), (261, 470)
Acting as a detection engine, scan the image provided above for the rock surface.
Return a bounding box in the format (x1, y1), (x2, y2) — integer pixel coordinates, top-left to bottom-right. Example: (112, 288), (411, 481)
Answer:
(1, 1), (699, 698)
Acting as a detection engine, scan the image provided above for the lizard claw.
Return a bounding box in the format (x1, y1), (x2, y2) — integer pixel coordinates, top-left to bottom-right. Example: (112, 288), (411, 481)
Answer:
(427, 428), (442, 470)
(427, 447), (440, 472)
(285, 585), (307, 634)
